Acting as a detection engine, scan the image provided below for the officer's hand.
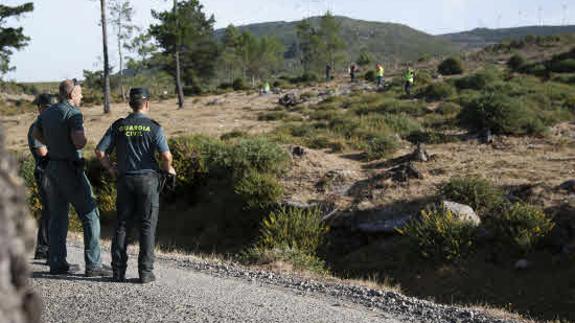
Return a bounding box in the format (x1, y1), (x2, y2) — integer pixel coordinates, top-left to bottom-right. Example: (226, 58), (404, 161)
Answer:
(107, 166), (119, 179)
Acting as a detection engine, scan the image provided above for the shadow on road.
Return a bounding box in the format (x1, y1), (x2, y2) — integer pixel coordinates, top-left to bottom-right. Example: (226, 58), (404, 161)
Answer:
(29, 271), (141, 284)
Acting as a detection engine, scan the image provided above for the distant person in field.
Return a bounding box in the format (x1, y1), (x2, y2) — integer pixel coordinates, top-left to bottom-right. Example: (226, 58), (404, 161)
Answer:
(34, 79), (111, 277)
(28, 93), (56, 260)
(325, 64), (332, 82)
(350, 64), (357, 83)
(95, 88), (176, 284)
(376, 64), (385, 88)
(404, 65), (415, 96)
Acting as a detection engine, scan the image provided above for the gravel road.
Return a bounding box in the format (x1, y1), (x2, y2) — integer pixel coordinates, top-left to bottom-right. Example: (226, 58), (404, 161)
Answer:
(30, 243), (517, 323)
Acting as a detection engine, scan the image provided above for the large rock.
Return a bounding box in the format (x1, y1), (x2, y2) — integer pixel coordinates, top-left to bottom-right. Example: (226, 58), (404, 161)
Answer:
(0, 127), (41, 322)
(559, 180), (575, 193)
(278, 93), (299, 107)
(442, 201), (481, 226)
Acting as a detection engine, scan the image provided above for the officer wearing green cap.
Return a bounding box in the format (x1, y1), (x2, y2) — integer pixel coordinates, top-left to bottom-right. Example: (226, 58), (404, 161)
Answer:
(28, 93), (57, 259)
(95, 87), (175, 284)
(34, 79), (111, 277)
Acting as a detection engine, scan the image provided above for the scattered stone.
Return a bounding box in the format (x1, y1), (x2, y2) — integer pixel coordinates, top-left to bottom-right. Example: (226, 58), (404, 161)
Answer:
(389, 162), (423, 182)
(356, 214), (413, 233)
(292, 146), (306, 158)
(279, 93), (299, 107)
(271, 87), (282, 95)
(412, 143), (429, 162)
(514, 259), (530, 270)
(559, 180), (575, 193)
(316, 170), (354, 193)
(206, 98), (225, 106)
(442, 201), (481, 226)
(480, 128), (493, 144)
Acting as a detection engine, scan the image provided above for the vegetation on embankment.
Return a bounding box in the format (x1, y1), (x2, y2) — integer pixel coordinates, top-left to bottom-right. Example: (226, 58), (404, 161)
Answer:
(15, 36), (575, 322)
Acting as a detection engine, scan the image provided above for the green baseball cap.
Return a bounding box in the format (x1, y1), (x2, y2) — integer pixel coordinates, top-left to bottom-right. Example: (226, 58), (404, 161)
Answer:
(33, 93), (57, 107)
(129, 88), (150, 102)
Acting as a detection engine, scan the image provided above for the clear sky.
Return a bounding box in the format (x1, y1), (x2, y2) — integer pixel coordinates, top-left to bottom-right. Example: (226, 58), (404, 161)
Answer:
(3, 0), (573, 82)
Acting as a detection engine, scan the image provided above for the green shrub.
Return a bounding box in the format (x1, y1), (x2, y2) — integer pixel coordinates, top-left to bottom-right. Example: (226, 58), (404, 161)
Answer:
(460, 93), (547, 135)
(259, 206), (328, 254)
(440, 176), (504, 217)
(399, 207), (477, 262)
(549, 58), (575, 73)
(415, 70), (433, 86)
(490, 203), (554, 253)
(364, 70), (376, 82)
(421, 82), (456, 101)
(507, 54), (526, 71)
(406, 130), (458, 144)
(239, 246), (327, 273)
(438, 57), (464, 75)
(454, 70), (500, 90)
(233, 78), (248, 91)
(234, 171), (284, 209)
(522, 63), (548, 77)
(258, 111), (289, 121)
(240, 206), (328, 273)
(169, 136), (226, 189)
(436, 102), (462, 115)
(19, 157), (41, 219)
(220, 130), (249, 141)
(290, 73), (319, 84)
(365, 134), (399, 160)
(383, 113), (422, 137)
(229, 138), (290, 176)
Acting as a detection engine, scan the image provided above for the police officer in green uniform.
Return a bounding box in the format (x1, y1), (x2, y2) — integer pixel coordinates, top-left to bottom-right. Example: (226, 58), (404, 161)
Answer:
(95, 88), (175, 284)
(28, 93), (57, 259)
(34, 80), (110, 277)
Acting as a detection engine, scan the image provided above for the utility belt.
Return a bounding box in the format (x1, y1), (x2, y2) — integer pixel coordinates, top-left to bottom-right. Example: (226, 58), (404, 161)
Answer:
(47, 156), (86, 172)
(118, 170), (176, 193)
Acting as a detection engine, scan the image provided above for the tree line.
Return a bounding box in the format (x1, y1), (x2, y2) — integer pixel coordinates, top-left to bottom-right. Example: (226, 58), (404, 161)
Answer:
(2, 0), (353, 112)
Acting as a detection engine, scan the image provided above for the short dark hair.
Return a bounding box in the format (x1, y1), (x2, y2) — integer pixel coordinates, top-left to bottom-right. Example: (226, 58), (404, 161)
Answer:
(129, 98), (147, 111)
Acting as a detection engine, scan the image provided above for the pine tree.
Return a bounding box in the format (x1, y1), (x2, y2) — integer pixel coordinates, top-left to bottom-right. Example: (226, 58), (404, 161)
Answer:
(0, 2), (34, 77)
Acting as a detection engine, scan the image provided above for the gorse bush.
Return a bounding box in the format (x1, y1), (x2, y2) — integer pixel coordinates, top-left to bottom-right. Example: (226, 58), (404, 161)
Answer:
(240, 206), (329, 273)
(490, 203), (554, 253)
(259, 206), (328, 254)
(440, 176), (504, 217)
(399, 207), (477, 262)
(438, 57), (464, 75)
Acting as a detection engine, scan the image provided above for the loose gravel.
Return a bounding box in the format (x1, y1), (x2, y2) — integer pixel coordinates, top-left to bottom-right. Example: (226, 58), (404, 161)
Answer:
(30, 242), (521, 323)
